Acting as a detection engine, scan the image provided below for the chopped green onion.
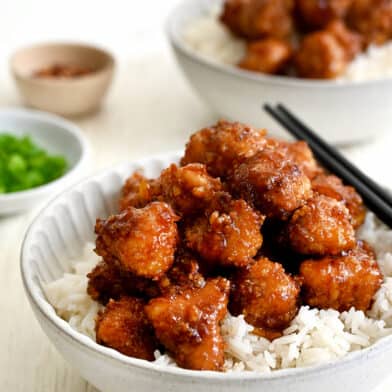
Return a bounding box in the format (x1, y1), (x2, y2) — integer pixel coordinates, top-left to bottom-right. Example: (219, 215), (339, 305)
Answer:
(0, 133), (68, 193)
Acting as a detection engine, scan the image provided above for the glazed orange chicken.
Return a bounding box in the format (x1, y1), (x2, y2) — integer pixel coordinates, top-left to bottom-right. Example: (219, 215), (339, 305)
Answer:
(181, 120), (267, 178)
(311, 173), (366, 228)
(87, 120), (383, 371)
(158, 163), (223, 216)
(220, 0), (294, 40)
(326, 20), (363, 60)
(268, 139), (324, 179)
(294, 20), (363, 79)
(287, 194), (356, 255)
(295, 30), (349, 79)
(95, 202), (179, 279)
(230, 257), (301, 340)
(239, 38), (293, 74)
(87, 260), (161, 304)
(185, 195), (265, 267)
(119, 172), (160, 210)
(300, 241), (383, 311)
(145, 278), (230, 371)
(229, 148), (312, 219)
(158, 247), (206, 294)
(96, 297), (158, 360)
(348, 0), (392, 46)
(219, 0), (391, 78)
(297, 0), (354, 29)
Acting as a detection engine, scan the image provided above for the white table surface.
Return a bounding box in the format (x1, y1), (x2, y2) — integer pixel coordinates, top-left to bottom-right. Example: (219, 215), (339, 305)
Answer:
(1, 1), (392, 391)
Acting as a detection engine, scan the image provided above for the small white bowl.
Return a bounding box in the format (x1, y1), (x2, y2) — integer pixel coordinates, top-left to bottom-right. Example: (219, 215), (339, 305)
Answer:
(167, 0), (392, 144)
(21, 153), (392, 392)
(0, 108), (89, 214)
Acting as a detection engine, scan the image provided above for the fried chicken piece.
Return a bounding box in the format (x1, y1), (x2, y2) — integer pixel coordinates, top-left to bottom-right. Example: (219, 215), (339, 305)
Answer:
(326, 20), (363, 60)
(87, 260), (125, 304)
(95, 202), (179, 279)
(230, 257), (301, 338)
(348, 0), (392, 46)
(230, 149), (312, 219)
(145, 278), (230, 371)
(158, 163), (223, 216)
(266, 138), (323, 179)
(96, 297), (158, 360)
(181, 120), (267, 178)
(294, 30), (348, 79)
(158, 247), (205, 294)
(239, 38), (292, 74)
(296, 0), (353, 29)
(287, 194), (356, 255)
(312, 174), (366, 228)
(220, 0), (294, 39)
(300, 241), (383, 311)
(119, 172), (160, 211)
(185, 196), (265, 267)
(87, 260), (161, 304)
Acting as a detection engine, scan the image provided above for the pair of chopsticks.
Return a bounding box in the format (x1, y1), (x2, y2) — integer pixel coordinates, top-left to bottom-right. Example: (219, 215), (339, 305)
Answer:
(264, 103), (392, 228)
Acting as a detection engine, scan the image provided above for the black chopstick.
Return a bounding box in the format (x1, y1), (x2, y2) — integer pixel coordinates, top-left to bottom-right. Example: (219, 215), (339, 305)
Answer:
(263, 103), (392, 228)
(276, 103), (392, 209)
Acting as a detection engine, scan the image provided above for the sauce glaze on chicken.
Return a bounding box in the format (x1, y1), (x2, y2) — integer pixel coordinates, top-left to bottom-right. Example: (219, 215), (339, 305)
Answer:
(220, 0), (392, 79)
(89, 120), (382, 371)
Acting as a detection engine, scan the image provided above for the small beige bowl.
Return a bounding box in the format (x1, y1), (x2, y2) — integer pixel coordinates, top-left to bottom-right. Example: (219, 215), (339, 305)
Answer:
(10, 42), (115, 116)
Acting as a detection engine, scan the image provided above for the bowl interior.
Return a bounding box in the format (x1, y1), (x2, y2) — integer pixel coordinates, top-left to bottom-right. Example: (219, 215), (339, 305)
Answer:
(0, 109), (84, 173)
(11, 43), (114, 79)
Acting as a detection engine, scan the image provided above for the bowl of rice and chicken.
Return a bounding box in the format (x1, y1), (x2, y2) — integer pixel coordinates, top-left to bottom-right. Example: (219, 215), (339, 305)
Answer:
(21, 121), (392, 392)
(167, 0), (392, 144)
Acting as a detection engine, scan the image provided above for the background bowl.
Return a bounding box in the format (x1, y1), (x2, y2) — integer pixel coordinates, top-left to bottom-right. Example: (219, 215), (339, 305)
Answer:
(10, 42), (115, 116)
(167, 0), (392, 145)
(0, 108), (89, 214)
(21, 153), (392, 392)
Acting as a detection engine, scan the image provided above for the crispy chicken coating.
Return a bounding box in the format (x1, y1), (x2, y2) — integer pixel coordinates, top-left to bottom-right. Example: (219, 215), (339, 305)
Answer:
(230, 257), (301, 338)
(296, 0), (353, 29)
(220, 0), (294, 40)
(87, 260), (161, 304)
(181, 120), (267, 178)
(294, 30), (348, 79)
(312, 174), (366, 228)
(158, 163), (223, 216)
(230, 149), (312, 219)
(300, 241), (383, 311)
(185, 196), (265, 267)
(87, 260), (125, 304)
(239, 38), (292, 74)
(145, 278), (230, 371)
(119, 172), (160, 211)
(348, 0), (392, 46)
(96, 297), (158, 360)
(267, 138), (323, 179)
(158, 247), (206, 294)
(326, 20), (363, 60)
(287, 194), (356, 255)
(95, 202), (179, 279)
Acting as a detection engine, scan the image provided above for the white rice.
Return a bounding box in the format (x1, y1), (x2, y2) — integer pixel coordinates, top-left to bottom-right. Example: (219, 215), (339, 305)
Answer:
(183, 13), (246, 66)
(44, 212), (392, 373)
(183, 12), (392, 82)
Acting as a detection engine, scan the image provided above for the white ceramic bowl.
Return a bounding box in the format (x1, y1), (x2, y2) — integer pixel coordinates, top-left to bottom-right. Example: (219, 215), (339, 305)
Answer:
(21, 152), (392, 392)
(0, 108), (89, 214)
(167, 0), (392, 144)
